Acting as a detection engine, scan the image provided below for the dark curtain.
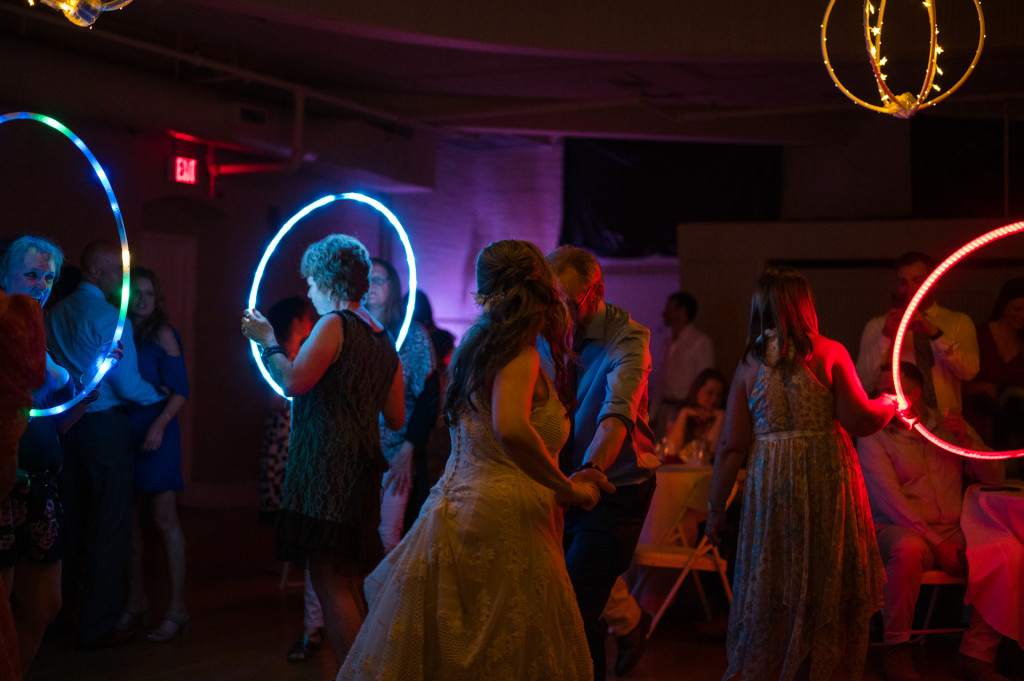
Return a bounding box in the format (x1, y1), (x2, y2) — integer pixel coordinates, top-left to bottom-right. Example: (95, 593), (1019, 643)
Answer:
(561, 138), (783, 257)
(912, 116), (1024, 219)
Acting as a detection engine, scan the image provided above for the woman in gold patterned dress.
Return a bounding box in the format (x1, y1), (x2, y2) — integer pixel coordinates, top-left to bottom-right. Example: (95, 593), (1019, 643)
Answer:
(707, 266), (898, 681)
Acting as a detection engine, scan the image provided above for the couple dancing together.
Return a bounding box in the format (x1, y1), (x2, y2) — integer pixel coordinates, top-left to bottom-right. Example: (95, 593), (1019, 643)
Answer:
(339, 239), (611, 680)
(243, 235), (629, 681)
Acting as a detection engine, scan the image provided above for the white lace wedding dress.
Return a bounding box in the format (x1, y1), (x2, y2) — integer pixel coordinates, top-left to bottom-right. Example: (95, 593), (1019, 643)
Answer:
(337, 380), (592, 681)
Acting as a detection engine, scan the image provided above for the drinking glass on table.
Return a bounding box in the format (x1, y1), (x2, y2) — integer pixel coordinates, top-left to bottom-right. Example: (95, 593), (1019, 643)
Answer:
(693, 438), (709, 466)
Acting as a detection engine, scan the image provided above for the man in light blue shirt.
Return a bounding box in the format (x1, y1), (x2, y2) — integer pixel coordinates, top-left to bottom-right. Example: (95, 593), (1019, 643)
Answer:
(539, 245), (657, 681)
(46, 240), (163, 648)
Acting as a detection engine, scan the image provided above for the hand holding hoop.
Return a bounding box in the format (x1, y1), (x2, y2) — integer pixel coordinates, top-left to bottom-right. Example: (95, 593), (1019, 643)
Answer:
(241, 308), (275, 348)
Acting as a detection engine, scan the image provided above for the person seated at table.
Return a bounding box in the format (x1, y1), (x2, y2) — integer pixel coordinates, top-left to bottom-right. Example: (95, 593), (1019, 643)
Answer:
(603, 371), (727, 678)
(662, 368), (727, 463)
(963, 277), (1024, 476)
(856, 362), (1008, 681)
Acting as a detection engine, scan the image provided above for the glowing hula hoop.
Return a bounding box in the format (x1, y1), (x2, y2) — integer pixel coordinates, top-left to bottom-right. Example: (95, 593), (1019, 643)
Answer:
(247, 193), (417, 398)
(0, 112), (130, 417)
(892, 221), (1024, 459)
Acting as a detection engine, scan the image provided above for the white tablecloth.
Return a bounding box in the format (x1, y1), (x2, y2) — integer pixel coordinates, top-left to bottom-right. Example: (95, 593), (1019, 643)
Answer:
(639, 463), (715, 545)
(961, 480), (1024, 644)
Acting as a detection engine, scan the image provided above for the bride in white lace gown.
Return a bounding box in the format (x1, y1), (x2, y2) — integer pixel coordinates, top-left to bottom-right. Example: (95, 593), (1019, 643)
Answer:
(338, 239), (609, 681)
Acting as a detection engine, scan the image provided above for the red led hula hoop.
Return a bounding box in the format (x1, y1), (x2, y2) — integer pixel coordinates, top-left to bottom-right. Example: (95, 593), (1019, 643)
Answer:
(892, 221), (1024, 459)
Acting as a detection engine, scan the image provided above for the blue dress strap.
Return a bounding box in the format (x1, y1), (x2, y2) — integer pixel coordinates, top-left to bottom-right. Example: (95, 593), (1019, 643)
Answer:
(156, 325), (189, 398)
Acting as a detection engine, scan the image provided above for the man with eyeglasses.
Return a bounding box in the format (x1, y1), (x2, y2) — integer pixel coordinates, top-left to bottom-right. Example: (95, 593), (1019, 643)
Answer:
(539, 245), (658, 681)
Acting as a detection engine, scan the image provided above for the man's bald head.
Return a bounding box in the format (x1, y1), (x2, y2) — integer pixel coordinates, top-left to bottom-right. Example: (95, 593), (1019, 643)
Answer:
(81, 240), (122, 298)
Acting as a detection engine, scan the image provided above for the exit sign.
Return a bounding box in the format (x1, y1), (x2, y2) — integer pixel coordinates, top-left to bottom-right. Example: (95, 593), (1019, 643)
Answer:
(173, 156), (198, 184)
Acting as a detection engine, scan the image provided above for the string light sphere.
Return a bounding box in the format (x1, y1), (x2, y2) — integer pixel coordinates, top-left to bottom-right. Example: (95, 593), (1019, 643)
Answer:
(0, 112), (130, 417)
(247, 192), (417, 398)
(891, 221), (1024, 459)
(821, 0), (985, 118)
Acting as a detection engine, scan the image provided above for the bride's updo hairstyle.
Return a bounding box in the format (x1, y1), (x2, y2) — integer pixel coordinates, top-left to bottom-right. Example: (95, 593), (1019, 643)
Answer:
(744, 265), (819, 370)
(445, 239), (572, 419)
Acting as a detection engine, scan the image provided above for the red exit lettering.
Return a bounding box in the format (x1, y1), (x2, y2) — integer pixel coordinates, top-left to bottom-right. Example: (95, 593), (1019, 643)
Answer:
(174, 156), (198, 184)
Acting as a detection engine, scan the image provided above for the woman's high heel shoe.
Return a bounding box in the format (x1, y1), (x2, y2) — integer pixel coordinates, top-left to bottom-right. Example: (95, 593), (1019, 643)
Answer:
(146, 613), (190, 642)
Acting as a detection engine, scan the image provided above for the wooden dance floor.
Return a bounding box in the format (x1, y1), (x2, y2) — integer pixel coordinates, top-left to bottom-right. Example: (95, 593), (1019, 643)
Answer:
(26, 507), (1022, 681)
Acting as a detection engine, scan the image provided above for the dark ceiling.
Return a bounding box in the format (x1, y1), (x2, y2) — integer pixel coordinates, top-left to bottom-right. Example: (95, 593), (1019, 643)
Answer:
(2, 0), (1024, 148)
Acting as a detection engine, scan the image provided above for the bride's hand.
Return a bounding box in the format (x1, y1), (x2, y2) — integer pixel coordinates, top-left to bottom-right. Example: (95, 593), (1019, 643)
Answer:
(569, 480), (601, 510)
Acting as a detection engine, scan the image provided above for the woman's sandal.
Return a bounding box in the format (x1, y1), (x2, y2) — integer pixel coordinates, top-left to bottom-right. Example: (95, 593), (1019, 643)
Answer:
(286, 627), (324, 663)
(146, 612), (190, 642)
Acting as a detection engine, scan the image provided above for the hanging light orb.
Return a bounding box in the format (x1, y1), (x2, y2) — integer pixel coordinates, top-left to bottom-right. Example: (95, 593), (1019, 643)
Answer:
(26, 0), (134, 27)
(821, 0), (985, 119)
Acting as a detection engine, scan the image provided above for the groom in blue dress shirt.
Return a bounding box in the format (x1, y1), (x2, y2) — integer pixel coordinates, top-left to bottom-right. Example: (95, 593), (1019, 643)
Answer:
(539, 245), (657, 681)
(46, 240), (164, 648)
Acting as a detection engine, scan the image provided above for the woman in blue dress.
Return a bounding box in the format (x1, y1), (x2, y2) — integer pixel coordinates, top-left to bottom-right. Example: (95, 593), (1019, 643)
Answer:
(120, 267), (190, 642)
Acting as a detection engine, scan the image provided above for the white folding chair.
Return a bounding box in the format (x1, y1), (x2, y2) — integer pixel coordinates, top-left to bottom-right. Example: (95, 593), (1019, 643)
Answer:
(910, 570), (968, 644)
(631, 475), (739, 637)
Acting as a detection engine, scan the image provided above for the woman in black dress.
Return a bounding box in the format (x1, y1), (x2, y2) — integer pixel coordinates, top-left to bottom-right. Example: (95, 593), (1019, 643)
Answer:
(242, 234), (405, 671)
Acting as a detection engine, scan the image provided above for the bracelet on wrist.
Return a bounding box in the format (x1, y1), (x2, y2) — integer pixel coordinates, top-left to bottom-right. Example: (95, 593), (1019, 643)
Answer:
(929, 328), (943, 341)
(574, 461), (601, 474)
(707, 500), (727, 513)
(260, 345), (286, 365)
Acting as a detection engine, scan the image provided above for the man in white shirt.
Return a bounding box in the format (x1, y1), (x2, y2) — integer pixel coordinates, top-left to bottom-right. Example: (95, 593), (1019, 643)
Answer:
(857, 363), (1008, 681)
(856, 251), (979, 415)
(47, 241), (164, 649)
(649, 291), (714, 438)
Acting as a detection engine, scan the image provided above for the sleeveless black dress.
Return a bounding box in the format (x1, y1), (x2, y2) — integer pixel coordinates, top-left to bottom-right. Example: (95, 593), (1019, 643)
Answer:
(274, 309), (399, 574)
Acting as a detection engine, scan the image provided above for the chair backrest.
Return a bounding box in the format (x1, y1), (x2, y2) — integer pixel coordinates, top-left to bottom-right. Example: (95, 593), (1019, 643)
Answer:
(661, 474), (739, 547)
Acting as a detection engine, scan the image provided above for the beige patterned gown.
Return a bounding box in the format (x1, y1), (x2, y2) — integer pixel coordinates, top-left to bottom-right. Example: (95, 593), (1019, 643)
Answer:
(338, 375), (592, 681)
(723, 347), (885, 681)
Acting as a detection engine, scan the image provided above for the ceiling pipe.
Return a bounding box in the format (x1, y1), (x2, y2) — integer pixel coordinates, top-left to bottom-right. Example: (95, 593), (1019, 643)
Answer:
(2, 0), (417, 189)
(0, 30), (437, 191)
(0, 3), (410, 131)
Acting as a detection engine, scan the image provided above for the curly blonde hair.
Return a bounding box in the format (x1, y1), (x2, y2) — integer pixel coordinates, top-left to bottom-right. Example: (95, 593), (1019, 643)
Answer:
(300, 234), (371, 304)
(445, 240), (573, 419)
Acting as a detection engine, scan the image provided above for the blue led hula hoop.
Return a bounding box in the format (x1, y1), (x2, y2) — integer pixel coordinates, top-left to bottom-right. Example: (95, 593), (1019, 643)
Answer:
(1, 112), (130, 417)
(247, 192), (417, 398)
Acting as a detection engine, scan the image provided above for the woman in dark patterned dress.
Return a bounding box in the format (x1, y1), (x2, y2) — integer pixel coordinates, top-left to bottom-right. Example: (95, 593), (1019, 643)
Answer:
(365, 258), (435, 553)
(0, 235), (96, 673)
(241, 234), (404, 672)
(0, 233), (77, 667)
